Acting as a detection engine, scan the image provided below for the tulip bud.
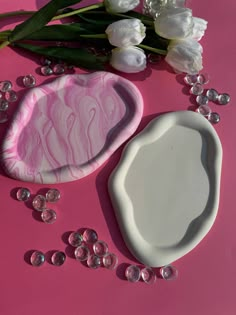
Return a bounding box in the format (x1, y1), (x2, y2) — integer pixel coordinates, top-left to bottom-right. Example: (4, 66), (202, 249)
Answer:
(110, 46), (146, 73)
(165, 39), (203, 74)
(154, 7), (194, 40)
(104, 0), (140, 13)
(105, 19), (146, 48)
(190, 17), (208, 41)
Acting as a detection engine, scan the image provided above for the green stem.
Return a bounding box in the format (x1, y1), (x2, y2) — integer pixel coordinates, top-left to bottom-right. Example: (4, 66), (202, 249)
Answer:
(138, 44), (167, 55)
(80, 34), (107, 39)
(52, 3), (105, 21)
(0, 10), (35, 19)
(0, 40), (10, 49)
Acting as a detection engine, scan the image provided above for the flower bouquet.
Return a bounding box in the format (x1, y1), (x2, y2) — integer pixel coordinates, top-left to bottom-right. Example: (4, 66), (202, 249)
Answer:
(0, 0), (207, 74)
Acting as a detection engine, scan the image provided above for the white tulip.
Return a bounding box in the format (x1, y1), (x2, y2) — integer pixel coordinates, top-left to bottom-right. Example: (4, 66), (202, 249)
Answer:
(104, 0), (140, 13)
(154, 7), (194, 40)
(190, 17), (208, 41)
(165, 39), (203, 74)
(110, 46), (146, 73)
(105, 19), (146, 48)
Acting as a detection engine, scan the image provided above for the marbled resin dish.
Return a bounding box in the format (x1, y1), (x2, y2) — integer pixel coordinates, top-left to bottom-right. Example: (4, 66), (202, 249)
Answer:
(109, 111), (222, 267)
(1, 72), (143, 183)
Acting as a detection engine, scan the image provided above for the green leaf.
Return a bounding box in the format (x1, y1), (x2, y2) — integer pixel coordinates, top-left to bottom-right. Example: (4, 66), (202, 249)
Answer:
(77, 11), (121, 26)
(26, 23), (107, 41)
(13, 42), (108, 70)
(9, 0), (82, 42)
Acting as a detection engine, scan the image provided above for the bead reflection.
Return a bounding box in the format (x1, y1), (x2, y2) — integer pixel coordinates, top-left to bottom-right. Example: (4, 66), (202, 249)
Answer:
(16, 187), (31, 201)
(87, 254), (102, 269)
(141, 267), (156, 284)
(74, 245), (90, 261)
(51, 251), (66, 266)
(160, 265), (178, 280)
(103, 253), (118, 270)
(125, 265), (140, 282)
(68, 232), (83, 247)
(41, 208), (57, 224)
(30, 250), (45, 267)
(93, 240), (108, 257)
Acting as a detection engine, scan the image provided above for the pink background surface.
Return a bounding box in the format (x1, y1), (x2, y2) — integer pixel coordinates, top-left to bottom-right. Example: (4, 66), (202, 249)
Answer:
(0, 1), (235, 314)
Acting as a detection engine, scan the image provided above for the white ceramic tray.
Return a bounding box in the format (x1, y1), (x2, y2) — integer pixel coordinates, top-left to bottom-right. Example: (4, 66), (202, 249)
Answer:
(109, 111), (222, 267)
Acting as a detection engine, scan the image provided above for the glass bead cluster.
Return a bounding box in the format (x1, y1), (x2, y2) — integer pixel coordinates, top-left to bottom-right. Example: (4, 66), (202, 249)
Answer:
(71, 228), (119, 270)
(184, 73), (231, 124)
(39, 56), (74, 76)
(16, 187), (60, 224)
(125, 264), (178, 284)
(0, 80), (18, 124)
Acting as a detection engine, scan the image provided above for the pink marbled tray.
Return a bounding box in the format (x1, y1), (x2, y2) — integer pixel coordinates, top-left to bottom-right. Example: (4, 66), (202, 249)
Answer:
(1, 72), (143, 184)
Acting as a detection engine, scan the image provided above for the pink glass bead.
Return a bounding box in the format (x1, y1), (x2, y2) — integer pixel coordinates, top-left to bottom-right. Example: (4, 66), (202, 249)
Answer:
(32, 195), (47, 211)
(93, 241), (108, 257)
(125, 265), (141, 283)
(51, 251), (66, 266)
(184, 74), (198, 85)
(5, 90), (18, 102)
(197, 73), (210, 85)
(46, 188), (60, 203)
(0, 100), (9, 111)
(160, 265), (178, 280)
(23, 74), (36, 88)
(74, 245), (90, 261)
(16, 187), (31, 201)
(0, 80), (12, 92)
(87, 254), (102, 269)
(41, 208), (57, 224)
(30, 250), (45, 267)
(83, 228), (98, 244)
(141, 267), (157, 284)
(196, 105), (212, 118)
(190, 83), (204, 96)
(68, 232), (83, 247)
(102, 253), (118, 270)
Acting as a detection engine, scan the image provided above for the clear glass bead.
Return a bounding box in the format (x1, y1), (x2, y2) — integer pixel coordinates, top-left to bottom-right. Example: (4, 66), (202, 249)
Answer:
(143, 0), (169, 18)
(196, 104), (212, 118)
(209, 112), (220, 124)
(218, 93), (230, 105)
(0, 111), (8, 123)
(83, 228), (98, 244)
(40, 56), (52, 66)
(125, 265), (141, 283)
(32, 195), (47, 211)
(160, 265), (178, 280)
(0, 80), (12, 92)
(51, 251), (66, 266)
(196, 94), (209, 106)
(68, 232), (83, 247)
(190, 83), (204, 96)
(141, 267), (157, 284)
(23, 74), (36, 88)
(87, 254), (102, 269)
(93, 240), (108, 257)
(41, 208), (57, 224)
(184, 74), (198, 85)
(74, 245), (90, 261)
(103, 253), (118, 270)
(16, 187), (31, 201)
(41, 66), (53, 76)
(30, 250), (45, 267)
(5, 90), (18, 102)
(197, 73), (210, 85)
(0, 100), (9, 111)
(53, 64), (65, 75)
(46, 188), (60, 203)
(206, 88), (218, 102)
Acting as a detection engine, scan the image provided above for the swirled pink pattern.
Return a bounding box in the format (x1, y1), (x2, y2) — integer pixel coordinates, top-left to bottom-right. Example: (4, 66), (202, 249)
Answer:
(1, 72), (143, 183)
